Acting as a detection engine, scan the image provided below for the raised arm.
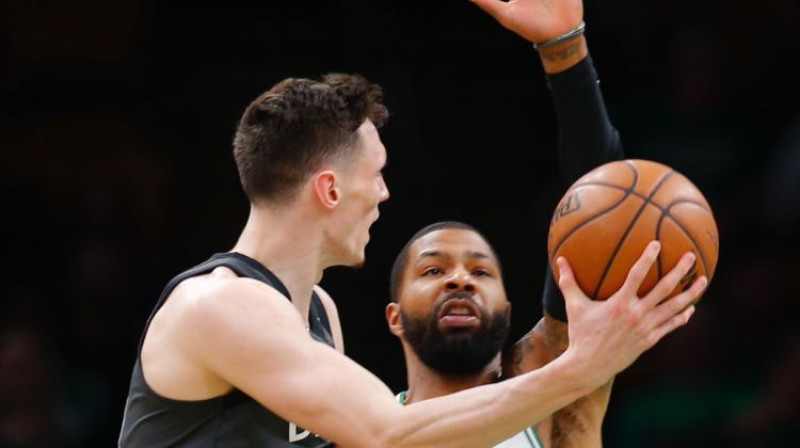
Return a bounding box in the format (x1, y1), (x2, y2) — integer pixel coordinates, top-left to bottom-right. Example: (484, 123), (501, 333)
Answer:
(474, 0), (627, 446)
(472, 0), (623, 180)
(472, 0), (623, 319)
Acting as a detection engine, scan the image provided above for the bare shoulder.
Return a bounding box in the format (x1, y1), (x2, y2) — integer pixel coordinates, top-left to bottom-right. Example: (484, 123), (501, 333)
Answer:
(174, 267), (305, 335)
(189, 267), (290, 305)
(163, 267), (285, 314)
(142, 267), (306, 399)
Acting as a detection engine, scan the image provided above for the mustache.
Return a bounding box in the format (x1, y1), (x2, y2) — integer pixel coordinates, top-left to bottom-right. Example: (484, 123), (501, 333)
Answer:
(435, 291), (479, 311)
(443, 291), (475, 301)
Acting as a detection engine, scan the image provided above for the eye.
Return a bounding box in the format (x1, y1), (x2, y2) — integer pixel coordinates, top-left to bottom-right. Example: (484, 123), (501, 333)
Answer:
(421, 267), (443, 277)
(472, 268), (491, 277)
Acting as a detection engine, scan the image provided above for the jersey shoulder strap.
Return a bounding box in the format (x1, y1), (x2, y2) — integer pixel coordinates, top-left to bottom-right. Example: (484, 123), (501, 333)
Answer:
(137, 252), (335, 352)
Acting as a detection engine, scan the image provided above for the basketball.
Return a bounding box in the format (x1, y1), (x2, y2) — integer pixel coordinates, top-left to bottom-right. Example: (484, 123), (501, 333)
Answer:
(548, 159), (719, 301)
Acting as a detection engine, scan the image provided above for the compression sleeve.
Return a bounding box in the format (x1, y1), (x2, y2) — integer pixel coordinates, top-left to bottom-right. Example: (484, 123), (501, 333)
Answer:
(541, 53), (625, 322)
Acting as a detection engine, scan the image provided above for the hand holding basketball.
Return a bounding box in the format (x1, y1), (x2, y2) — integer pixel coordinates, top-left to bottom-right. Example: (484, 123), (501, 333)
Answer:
(555, 239), (707, 386)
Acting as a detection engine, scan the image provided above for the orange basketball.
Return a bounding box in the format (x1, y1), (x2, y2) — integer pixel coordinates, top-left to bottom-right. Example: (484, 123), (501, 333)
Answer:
(548, 159), (719, 301)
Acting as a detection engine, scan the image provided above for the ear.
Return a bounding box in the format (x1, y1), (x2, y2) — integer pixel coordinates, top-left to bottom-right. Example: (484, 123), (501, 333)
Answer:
(312, 170), (340, 210)
(386, 302), (404, 337)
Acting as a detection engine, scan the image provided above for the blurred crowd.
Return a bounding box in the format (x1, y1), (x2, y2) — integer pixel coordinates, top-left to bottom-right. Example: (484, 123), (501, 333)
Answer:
(1, 1), (798, 446)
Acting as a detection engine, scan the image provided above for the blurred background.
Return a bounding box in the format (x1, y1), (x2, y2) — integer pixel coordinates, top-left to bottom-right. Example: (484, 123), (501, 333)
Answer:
(1, 0), (799, 446)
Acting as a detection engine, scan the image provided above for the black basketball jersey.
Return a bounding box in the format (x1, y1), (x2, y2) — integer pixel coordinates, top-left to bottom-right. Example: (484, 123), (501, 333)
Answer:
(119, 252), (334, 448)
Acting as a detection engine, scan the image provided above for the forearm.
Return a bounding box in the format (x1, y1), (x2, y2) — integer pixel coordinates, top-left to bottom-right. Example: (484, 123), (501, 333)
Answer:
(273, 339), (595, 448)
(208, 292), (592, 448)
(539, 35), (588, 75)
(384, 353), (593, 448)
(546, 43), (624, 185)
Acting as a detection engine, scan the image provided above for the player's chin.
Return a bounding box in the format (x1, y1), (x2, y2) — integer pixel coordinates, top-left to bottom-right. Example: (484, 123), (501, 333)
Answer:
(342, 252), (366, 269)
(347, 246), (368, 269)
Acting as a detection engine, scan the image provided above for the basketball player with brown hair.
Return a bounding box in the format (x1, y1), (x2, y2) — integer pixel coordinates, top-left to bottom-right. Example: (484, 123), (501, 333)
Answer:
(118, 3), (706, 448)
(387, 0), (633, 446)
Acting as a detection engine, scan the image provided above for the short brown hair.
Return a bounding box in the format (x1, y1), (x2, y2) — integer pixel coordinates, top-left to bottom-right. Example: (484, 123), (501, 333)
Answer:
(233, 73), (389, 204)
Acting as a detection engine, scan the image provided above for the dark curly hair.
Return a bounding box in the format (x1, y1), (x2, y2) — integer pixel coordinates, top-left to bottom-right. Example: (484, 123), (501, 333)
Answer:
(233, 73), (389, 204)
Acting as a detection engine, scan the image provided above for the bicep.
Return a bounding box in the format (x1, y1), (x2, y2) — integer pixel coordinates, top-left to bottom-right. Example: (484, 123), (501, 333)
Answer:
(183, 285), (399, 447)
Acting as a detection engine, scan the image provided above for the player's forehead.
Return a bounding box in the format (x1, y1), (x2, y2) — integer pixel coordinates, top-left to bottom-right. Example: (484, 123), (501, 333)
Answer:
(409, 228), (497, 264)
(355, 120), (386, 165)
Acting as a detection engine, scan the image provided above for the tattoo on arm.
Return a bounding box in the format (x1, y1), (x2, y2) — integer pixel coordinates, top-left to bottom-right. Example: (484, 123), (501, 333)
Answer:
(502, 333), (535, 377)
(545, 319), (569, 355)
(540, 40), (582, 63)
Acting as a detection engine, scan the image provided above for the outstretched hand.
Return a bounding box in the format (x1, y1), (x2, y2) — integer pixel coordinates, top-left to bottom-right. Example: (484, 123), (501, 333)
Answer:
(557, 241), (707, 388)
(469, 0), (584, 44)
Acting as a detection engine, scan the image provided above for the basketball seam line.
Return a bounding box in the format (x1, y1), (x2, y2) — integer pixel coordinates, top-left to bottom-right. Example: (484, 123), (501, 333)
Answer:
(549, 163), (639, 274)
(592, 168), (676, 299)
(657, 200), (712, 278)
(571, 181), (711, 213)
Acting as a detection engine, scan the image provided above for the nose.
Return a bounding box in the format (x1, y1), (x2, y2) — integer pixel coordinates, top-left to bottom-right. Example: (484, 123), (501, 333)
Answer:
(445, 270), (475, 292)
(379, 176), (390, 202)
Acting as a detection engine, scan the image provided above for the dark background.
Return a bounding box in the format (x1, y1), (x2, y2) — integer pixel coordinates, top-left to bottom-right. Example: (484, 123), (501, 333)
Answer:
(2, 0), (800, 446)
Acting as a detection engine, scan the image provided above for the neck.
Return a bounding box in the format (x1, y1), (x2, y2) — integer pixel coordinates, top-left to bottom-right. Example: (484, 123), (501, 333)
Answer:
(402, 350), (502, 404)
(231, 204), (325, 325)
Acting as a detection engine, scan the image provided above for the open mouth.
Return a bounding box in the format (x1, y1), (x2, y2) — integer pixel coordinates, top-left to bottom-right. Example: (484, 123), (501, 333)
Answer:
(437, 298), (481, 329)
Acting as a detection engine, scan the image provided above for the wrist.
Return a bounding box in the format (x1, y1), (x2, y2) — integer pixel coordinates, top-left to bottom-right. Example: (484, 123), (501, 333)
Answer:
(538, 35), (589, 74)
(557, 346), (608, 392)
(533, 21), (586, 51)
(546, 348), (599, 398)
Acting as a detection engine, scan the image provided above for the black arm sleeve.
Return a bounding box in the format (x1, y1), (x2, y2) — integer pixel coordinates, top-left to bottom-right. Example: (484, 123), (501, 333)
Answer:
(541, 53), (625, 322)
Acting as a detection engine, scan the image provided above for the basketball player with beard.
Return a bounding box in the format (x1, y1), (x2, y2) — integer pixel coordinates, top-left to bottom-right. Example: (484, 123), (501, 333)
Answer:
(387, 221), (612, 448)
(385, 0), (630, 446)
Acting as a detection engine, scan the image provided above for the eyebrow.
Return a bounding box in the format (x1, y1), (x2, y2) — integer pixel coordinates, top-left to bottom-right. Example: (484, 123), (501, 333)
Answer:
(417, 250), (447, 261)
(416, 250), (493, 262)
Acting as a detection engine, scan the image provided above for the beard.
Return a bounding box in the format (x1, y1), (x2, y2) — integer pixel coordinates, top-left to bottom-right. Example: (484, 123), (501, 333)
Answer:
(400, 296), (510, 375)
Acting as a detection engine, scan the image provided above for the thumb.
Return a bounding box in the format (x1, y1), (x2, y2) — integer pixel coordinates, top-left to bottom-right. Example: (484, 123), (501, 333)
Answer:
(469, 0), (507, 22)
(556, 257), (589, 307)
